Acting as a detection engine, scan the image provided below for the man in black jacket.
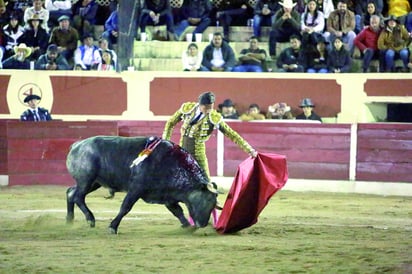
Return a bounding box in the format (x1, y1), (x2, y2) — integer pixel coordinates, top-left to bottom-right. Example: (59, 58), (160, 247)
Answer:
(175, 0), (211, 41)
(20, 94), (53, 122)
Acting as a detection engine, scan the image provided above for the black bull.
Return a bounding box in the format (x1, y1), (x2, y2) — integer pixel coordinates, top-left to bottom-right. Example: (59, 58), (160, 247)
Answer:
(66, 136), (218, 234)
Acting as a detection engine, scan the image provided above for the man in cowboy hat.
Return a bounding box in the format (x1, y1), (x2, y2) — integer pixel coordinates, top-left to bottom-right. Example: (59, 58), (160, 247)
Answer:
(20, 94), (53, 121)
(218, 98), (239, 119)
(296, 98), (322, 122)
(268, 0), (301, 57)
(2, 43), (32, 69)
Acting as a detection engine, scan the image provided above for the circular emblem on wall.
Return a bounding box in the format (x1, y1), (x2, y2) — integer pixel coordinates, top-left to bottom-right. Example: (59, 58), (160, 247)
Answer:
(18, 83), (42, 105)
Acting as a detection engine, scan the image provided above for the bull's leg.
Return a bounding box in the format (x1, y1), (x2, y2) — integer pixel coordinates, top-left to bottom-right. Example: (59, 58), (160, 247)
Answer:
(66, 186), (76, 223)
(165, 203), (190, 227)
(109, 192), (140, 234)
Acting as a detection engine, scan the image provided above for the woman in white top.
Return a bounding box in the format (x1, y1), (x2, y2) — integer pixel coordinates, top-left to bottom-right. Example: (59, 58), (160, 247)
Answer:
(182, 43), (203, 71)
(301, 0), (325, 46)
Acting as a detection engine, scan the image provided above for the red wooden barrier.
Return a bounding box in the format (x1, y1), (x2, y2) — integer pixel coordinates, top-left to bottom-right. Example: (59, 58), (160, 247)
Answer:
(356, 123), (412, 182)
(6, 121), (118, 186)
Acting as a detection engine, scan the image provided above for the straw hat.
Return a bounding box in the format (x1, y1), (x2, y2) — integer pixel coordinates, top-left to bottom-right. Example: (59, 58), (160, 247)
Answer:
(279, 0), (297, 9)
(28, 13), (43, 23)
(13, 43), (32, 58)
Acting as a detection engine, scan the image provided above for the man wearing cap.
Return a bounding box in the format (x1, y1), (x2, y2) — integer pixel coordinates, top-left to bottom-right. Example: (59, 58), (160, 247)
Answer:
(2, 43), (32, 69)
(218, 99), (239, 119)
(74, 32), (101, 70)
(24, 0), (49, 32)
(268, 0), (301, 57)
(35, 43), (70, 70)
(49, 15), (79, 62)
(163, 91), (257, 179)
(296, 98), (322, 122)
(45, 0), (72, 28)
(20, 94), (52, 121)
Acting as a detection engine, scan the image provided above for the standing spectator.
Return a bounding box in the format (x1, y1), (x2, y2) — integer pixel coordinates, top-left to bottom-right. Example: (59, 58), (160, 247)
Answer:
(325, 0), (356, 55)
(301, 0), (325, 46)
(73, 32), (101, 70)
(49, 15), (79, 62)
(216, 0), (253, 41)
(139, 0), (176, 41)
(304, 36), (329, 73)
(23, 0), (50, 32)
(239, 103), (266, 121)
(19, 14), (49, 60)
(20, 94), (52, 121)
(218, 99), (239, 119)
(276, 34), (305, 72)
(35, 43), (70, 70)
(97, 49), (115, 71)
(268, 0), (301, 57)
(327, 36), (352, 73)
(377, 15), (410, 72)
(201, 32), (236, 71)
(232, 36), (267, 72)
(72, 0), (98, 38)
(267, 102), (293, 119)
(98, 37), (117, 70)
(354, 14), (383, 72)
(101, 4), (118, 48)
(175, 0), (212, 41)
(253, 0), (280, 39)
(45, 0), (72, 29)
(296, 98), (322, 122)
(2, 42), (31, 69)
(182, 42), (203, 71)
(3, 14), (25, 59)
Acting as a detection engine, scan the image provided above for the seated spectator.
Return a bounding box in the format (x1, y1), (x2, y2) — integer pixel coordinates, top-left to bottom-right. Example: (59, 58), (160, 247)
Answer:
(387, 0), (410, 18)
(72, 0), (98, 37)
(358, 1), (384, 32)
(35, 43), (70, 70)
(45, 0), (72, 29)
(232, 36), (267, 72)
(74, 32), (101, 70)
(315, 0), (335, 22)
(377, 15), (410, 72)
(215, 0), (253, 41)
(218, 99), (239, 119)
(354, 15), (383, 72)
(267, 102), (294, 119)
(175, 0), (211, 41)
(139, 0), (176, 41)
(98, 37), (117, 70)
(8, 0), (30, 21)
(23, 0), (50, 32)
(304, 36), (329, 73)
(201, 32), (236, 71)
(3, 14), (25, 59)
(182, 42), (203, 71)
(276, 34), (305, 72)
(296, 98), (322, 122)
(101, 4), (118, 48)
(240, 103), (266, 121)
(268, 0), (301, 57)
(327, 36), (352, 73)
(20, 94), (52, 121)
(253, 0), (280, 40)
(0, 0), (11, 29)
(324, 0), (356, 56)
(2, 42), (31, 69)
(19, 14), (49, 61)
(49, 15), (79, 62)
(97, 50), (115, 71)
(301, 0), (325, 47)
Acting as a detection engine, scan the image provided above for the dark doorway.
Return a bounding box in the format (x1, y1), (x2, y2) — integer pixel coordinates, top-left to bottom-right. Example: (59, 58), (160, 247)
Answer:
(387, 103), (412, 122)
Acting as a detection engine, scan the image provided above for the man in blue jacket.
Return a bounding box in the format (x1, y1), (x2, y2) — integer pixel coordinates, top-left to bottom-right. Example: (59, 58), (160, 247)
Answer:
(201, 32), (236, 71)
(20, 94), (52, 122)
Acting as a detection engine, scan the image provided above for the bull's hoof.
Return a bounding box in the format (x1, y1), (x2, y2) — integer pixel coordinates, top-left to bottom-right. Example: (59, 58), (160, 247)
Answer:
(108, 227), (118, 234)
(87, 220), (95, 228)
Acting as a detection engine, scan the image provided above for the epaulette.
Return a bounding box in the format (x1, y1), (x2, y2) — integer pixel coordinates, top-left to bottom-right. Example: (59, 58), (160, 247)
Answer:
(180, 102), (197, 114)
(209, 110), (222, 125)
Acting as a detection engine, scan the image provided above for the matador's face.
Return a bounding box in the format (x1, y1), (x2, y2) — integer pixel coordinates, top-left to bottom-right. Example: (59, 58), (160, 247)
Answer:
(199, 104), (214, 114)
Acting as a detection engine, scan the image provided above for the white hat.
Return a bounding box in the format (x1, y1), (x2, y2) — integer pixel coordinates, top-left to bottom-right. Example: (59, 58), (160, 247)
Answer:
(279, 0), (297, 9)
(13, 43), (32, 58)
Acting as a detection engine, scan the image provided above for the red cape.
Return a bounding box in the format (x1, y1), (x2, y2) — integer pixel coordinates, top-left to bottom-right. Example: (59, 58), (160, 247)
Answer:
(215, 153), (288, 234)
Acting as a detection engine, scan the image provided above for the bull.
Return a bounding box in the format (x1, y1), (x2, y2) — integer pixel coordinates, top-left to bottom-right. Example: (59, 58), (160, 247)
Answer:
(66, 136), (218, 234)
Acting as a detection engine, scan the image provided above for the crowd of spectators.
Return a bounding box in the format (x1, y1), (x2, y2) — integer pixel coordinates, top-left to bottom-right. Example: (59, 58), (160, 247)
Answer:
(0, 0), (411, 72)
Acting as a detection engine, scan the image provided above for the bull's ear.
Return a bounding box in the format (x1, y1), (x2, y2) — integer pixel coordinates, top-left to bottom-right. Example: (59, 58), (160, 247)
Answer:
(206, 182), (218, 194)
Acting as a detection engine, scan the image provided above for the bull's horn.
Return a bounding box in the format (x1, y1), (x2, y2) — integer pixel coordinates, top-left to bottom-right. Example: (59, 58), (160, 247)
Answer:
(206, 182), (218, 194)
